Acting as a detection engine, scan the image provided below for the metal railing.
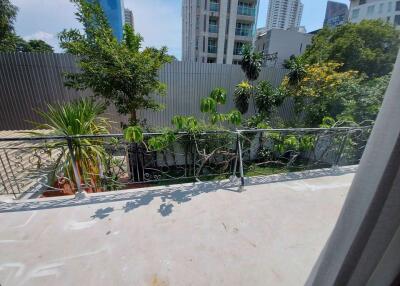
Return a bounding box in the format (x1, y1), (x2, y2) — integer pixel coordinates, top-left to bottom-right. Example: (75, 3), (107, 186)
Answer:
(237, 6), (256, 16)
(210, 2), (219, 12)
(0, 127), (372, 199)
(234, 47), (243, 55)
(208, 46), (218, 53)
(209, 24), (219, 33)
(235, 28), (253, 37)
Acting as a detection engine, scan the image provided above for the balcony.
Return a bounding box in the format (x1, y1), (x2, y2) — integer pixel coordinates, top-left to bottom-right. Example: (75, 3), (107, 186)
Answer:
(209, 24), (219, 33)
(237, 6), (256, 16)
(0, 127), (370, 284)
(210, 2), (219, 12)
(235, 27), (253, 37)
(208, 46), (217, 53)
(234, 47), (243, 55)
(0, 163), (358, 285)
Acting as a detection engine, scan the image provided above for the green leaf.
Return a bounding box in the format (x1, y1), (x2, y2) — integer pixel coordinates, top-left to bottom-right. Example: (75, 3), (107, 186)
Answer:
(124, 125), (143, 142)
(209, 88), (227, 105)
(200, 97), (217, 113)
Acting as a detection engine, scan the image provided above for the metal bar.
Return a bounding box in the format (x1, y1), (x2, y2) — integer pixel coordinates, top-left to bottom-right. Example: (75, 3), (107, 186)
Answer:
(4, 152), (22, 196)
(66, 137), (83, 193)
(232, 136), (239, 178)
(0, 127), (373, 142)
(0, 151), (17, 198)
(237, 132), (245, 187)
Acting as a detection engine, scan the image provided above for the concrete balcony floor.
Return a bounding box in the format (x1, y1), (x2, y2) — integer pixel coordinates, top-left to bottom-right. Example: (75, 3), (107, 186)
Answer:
(0, 166), (356, 286)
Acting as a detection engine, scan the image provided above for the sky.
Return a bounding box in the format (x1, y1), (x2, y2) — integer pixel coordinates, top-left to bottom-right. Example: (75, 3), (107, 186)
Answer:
(13, 0), (349, 59)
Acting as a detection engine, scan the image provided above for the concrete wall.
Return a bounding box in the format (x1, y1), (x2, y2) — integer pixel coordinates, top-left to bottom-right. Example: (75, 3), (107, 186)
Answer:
(0, 53), (289, 131)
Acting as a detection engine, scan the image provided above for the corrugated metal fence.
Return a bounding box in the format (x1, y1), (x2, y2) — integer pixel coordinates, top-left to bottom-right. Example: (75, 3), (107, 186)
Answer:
(0, 53), (290, 130)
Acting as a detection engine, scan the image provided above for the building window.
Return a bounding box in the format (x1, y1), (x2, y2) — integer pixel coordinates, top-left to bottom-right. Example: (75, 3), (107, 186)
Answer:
(207, 58), (216, 63)
(395, 15), (400, 25)
(396, 1), (400, 11)
(359, 0), (366, 4)
(351, 9), (360, 20)
(236, 23), (253, 36)
(237, 1), (256, 16)
(208, 38), (217, 53)
(367, 5), (375, 16)
(388, 1), (393, 12)
(209, 19), (218, 33)
(234, 42), (245, 55)
(379, 3), (384, 13)
(210, 0), (219, 12)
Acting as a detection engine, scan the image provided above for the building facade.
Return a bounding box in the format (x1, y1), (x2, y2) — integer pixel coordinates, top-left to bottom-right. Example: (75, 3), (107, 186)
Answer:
(324, 1), (349, 28)
(182, 0), (259, 64)
(255, 28), (313, 67)
(265, 0), (303, 30)
(97, 0), (125, 41)
(124, 8), (134, 29)
(349, 0), (400, 28)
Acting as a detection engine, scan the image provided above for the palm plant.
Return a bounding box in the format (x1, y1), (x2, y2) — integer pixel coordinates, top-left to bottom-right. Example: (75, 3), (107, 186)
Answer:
(283, 56), (307, 86)
(235, 44), (263, 114)
(240, 44), (263, 81)
(234, 81), (252, 114)
(32, 98), (111, 193)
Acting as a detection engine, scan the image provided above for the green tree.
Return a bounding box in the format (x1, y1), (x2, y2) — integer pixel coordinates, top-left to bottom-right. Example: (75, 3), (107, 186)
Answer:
(254, 81), (285, 117)
(303, 20), (400, 78)
(25, 39), (54, 52)
(59, 0), (171, 125)
(0, 0), (18, 52)
(337, 74), (390, 123)
(234, 44), (263, 114)
(240, 44), (263, 81)
(283, 56), (307, 86)
(282, 62), (359, 126)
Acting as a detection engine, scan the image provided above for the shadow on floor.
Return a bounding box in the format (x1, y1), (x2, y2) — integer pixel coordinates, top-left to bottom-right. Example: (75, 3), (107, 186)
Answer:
(0, 166), (357, 217)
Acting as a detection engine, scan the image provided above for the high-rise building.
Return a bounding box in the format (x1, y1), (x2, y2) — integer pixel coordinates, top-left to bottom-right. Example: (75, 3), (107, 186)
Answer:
(182, 0), (259, 64)
(97, 0), (124, 41)
(124, 8), (135, 29)
(349, 0), (400, 28)
(324, 1), (349, 28)
(266, 0), (304, 30)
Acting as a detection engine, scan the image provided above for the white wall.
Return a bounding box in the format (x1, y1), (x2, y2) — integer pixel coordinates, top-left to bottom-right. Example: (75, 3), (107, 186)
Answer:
(255, 29), (313, 66)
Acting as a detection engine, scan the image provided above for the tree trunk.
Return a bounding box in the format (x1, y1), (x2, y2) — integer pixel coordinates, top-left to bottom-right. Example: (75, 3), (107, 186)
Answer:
(130, 109), (137, 126)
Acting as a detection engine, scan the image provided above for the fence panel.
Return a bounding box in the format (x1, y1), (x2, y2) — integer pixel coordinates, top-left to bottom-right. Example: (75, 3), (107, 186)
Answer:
(0, 53), (289, 130)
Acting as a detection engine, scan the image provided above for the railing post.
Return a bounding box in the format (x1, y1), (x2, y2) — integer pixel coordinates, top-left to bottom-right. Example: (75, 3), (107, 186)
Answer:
(66, 137), (87, 199)
(237, 131), (245, 190)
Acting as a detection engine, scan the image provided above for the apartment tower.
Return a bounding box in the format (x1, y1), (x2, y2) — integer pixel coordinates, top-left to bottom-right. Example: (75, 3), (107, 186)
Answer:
(182, 0), (259, 64)
(96, 0), (125, 41)
(266, 0), (303, 30)
(124, 8), (135, 29)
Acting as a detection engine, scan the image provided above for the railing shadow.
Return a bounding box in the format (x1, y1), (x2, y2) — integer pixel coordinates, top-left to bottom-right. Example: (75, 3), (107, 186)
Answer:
(0, 166), (357, 215)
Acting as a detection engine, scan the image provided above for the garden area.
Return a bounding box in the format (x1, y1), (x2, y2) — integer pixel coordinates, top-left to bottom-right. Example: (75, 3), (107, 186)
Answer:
(0, 0), (398, 198)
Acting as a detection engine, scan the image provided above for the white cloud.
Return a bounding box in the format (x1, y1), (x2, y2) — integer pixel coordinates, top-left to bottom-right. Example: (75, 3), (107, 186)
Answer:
(23, 31), (55, 42)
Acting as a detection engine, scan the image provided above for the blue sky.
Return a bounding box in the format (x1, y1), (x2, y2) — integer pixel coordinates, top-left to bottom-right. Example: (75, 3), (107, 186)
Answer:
(13, 0), (349, 59)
